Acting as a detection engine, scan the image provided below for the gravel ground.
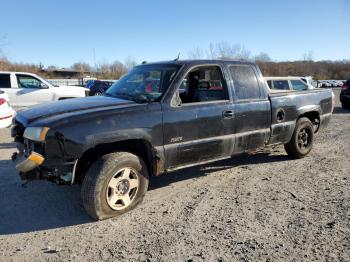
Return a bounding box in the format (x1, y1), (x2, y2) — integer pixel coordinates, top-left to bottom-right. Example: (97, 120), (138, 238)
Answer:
(0, 88), (349, 262)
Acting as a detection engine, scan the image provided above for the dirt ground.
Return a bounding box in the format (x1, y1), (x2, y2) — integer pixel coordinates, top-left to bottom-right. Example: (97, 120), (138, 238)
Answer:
(0, 88), (349, 262)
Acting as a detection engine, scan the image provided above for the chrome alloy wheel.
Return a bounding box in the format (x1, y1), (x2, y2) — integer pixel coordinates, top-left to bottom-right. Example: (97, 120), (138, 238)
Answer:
(106, 168), (139, 210)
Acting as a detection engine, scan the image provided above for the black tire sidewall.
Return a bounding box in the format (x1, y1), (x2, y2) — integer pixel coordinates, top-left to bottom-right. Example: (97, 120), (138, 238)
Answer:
(291, 118), (314, 157)
(82, 152), (149, 220)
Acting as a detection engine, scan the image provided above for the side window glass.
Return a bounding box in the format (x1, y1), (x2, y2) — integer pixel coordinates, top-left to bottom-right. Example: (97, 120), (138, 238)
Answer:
(229, 65), (261, 99)
(179, 66), (228, 104)
(0, 74), (11, 88)
(17, 75), (43, 89)
(272, 80), (289, 90)
(290, 80), (307, 90)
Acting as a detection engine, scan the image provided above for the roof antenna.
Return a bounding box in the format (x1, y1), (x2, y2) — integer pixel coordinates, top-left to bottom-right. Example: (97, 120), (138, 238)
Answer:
(141, 61), (147, 64)
(174, 53), (180, 61)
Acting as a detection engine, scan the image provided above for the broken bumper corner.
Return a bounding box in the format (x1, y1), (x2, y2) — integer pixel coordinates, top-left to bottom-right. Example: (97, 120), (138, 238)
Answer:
(15, 152), (45, 173)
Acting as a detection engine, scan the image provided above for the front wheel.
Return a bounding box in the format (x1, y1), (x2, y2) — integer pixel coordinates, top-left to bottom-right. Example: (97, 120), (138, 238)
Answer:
(81, 152), (149, 220)
(284, 117), (314, 159)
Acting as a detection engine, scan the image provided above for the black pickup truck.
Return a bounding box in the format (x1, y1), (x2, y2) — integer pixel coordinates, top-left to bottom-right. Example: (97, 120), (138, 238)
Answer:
(12, 60), (333, 220)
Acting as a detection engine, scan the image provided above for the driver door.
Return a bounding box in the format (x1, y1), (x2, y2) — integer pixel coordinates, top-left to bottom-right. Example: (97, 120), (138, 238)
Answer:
(15, 74), (54, 107)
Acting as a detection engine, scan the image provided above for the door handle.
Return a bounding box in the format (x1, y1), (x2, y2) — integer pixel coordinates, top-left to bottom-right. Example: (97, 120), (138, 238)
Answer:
(222, 110), (234, 119)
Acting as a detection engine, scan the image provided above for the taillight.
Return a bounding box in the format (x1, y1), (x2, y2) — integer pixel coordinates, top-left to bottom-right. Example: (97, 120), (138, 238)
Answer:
(341, 84), (348, 91)
(0, 98), (7, 106)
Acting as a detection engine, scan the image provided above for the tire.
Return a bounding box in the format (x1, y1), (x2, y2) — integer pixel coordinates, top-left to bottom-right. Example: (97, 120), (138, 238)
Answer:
(81, 152), (149, 220)
(284, 117), (314, 159)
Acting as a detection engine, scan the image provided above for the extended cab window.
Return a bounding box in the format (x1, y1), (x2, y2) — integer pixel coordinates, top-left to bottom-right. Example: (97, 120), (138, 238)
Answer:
(229, 65), (261, 100)
(179, 66), (228, 104)
(290, 80), (307, 91)
(272, 80), (290, 90)
(17, 75), (43, 89)
(0, 74), (11, 88)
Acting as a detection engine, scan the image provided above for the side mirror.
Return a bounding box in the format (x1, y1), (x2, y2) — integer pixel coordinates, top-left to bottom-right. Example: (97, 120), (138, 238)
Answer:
(40, 83), (49, 89)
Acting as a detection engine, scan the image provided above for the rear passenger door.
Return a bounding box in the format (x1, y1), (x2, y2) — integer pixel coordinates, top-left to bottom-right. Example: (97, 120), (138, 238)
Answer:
(228, 64), (271, 152)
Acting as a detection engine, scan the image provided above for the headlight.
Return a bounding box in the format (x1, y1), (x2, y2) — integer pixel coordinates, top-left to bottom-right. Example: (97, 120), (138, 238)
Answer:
(23, 127), (50, 142)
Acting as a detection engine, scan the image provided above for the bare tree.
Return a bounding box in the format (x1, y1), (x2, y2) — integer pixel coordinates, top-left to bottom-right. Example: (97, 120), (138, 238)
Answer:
(71, 62), (92, 72)
(191, 41), (252, 60)
(302, 50), (314, 61)
(188, 47), (205, 59)
(254, 52), (271, 62)
(124, 56), (137, 71)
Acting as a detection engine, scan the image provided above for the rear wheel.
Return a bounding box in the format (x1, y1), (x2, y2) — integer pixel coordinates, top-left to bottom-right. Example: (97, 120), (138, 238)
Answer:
(81, 152), (149, 220)
(284, 117), (314, 159)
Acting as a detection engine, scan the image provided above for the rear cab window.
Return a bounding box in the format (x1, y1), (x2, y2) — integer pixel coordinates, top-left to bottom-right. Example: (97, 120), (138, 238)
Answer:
(0, 74), (11, 88)
(229, 65), (262, 100)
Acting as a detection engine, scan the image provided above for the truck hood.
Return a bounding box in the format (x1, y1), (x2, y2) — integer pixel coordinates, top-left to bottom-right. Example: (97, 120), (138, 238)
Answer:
(16, 96), (137, 126)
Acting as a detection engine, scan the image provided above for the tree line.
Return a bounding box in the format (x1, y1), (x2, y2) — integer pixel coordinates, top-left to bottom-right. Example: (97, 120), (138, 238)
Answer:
(0, 41), (349, 80)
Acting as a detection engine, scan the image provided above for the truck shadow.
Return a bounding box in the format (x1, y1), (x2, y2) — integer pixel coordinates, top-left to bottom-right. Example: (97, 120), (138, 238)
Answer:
(333, 106), (350, 114)
(0, 159), (92, 235)
(149, 151), (290, 191)
(0, 151), (290, 235)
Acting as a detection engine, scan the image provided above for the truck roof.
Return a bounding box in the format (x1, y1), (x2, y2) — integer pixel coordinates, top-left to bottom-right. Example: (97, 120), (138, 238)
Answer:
(0, 71), (39, 76)
(135, 59), (256, 67)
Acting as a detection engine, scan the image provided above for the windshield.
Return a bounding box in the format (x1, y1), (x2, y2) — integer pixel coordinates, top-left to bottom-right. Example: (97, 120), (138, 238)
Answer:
(105, 64), (180, 103)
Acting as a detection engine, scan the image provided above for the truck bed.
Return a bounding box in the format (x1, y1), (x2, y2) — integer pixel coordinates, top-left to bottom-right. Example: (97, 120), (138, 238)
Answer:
(268, 88), (333, 144)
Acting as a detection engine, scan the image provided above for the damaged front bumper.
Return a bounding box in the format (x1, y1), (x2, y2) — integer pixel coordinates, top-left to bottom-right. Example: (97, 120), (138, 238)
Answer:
(15, 152), (45, 173)
(14, 146), (78, 185)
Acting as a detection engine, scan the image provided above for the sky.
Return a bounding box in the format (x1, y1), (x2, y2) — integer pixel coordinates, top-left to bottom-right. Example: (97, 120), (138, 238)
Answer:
(0, 0), (349, 67)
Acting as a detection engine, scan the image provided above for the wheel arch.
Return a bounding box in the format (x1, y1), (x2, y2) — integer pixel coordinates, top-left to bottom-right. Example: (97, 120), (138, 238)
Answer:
(74, 139), (162, 183)
(297, 110), (320, 133)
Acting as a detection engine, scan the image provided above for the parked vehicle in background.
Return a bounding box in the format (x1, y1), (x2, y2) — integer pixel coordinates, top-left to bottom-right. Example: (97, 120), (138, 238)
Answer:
(86, 80), (115, 96)
(299, 76), (316, 89)
(265, 77), (309, 91)
(0, 90), (15, 128)
(12, 60), (333, 220)
(319, 80), (332, 88)
(334, 80), (344, 87)
(340, 79), (350, 109)
(0, 72), (89, 108)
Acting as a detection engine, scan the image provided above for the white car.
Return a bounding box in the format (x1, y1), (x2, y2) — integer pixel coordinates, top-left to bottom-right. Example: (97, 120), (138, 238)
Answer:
(0, 90), (15, 128)
(0, 72), (89, 108)
(265, 77), (311, 91)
